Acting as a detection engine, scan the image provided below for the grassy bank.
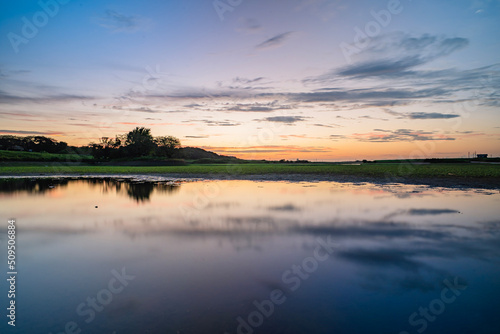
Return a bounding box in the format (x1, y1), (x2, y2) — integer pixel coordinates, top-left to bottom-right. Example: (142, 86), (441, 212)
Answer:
(0, 163), (499, 179)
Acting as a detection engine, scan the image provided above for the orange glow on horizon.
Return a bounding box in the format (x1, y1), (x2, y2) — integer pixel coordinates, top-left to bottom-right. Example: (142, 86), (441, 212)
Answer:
(1, 126), (499, 161)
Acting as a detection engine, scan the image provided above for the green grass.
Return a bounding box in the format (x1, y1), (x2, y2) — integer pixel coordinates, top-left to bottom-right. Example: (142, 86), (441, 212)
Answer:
(0, 163), (499, 179)
(0, 150), (92, 162)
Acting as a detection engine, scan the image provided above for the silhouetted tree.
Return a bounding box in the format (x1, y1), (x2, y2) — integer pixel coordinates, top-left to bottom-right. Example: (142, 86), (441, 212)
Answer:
(0, 135), (67, 153)
(124, 127), (156, 157)
(24, 136), (67, 153)
(155, 136), (181, 158)
(87, 128), (182, 160)
(0, 136), (24, 150)
(89, 136), (124, 159)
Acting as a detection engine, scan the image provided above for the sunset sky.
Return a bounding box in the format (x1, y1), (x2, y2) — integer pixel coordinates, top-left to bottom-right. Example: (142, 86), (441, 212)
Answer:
(1, 0), (499, 161)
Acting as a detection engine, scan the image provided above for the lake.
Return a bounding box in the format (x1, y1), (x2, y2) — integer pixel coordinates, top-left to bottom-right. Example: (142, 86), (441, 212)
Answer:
(0, 177), (499, 334)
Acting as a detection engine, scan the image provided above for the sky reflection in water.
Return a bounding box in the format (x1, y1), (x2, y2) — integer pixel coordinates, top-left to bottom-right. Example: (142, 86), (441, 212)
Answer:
(0, 178), (499, 334)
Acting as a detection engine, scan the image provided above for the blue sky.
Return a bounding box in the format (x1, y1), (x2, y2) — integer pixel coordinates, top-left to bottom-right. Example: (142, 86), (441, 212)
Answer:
(1, 0), (499, 160)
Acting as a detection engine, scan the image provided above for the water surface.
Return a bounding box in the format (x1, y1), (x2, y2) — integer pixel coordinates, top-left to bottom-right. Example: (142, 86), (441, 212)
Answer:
(0, 178), (499, 334)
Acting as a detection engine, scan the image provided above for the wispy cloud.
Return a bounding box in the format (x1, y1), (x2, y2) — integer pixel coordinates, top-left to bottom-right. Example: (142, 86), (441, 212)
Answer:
(115, 122), (177, 127)
(330, 134), (348, 141)
(255, 32), (294, 50)
(352, 129), (456, 142)
(215, 77), (274, 92)
(359, 115), (389, 121)
(185, 135), (210, 139)
(232, 77), (265, 85)
(336, 34), (469, 78)
(99, 60), (497, 113)
(305, 33), (471, 85)
(186, 119), (241, 127)
(237, 18), (262, 34)
(95, 10), (152, 33)
(224, 101), (293, 112)
(313, 123), (341, 128)
(286, 87), (450, 103)
(259, 116), (306, 124)
(0, 68), (31, 77)
(382, 109), (460, 119)
(0, 90), (93, 104)
(280, 134), (325, 140)
(108, 106), (185, 114)
(406, 112), (460, 119)
(0, 129), (64, 135)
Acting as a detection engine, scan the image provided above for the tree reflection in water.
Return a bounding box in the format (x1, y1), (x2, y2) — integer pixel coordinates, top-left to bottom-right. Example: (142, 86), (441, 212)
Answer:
(125, 182), (180, 202)
(0, 178), (180, 202)
(0, 178), (70, 194)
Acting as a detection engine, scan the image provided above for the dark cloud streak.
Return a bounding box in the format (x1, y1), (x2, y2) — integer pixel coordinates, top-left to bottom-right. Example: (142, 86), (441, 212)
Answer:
(256, 32), (294, 50)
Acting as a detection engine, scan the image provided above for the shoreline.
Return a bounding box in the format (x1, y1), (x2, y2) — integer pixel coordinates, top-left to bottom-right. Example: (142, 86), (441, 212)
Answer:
(1, 173), (499, 190)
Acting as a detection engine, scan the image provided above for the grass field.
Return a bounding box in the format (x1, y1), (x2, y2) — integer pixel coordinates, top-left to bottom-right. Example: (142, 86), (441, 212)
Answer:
(2, 150), (498, 180)
(0, 163), (499, 179)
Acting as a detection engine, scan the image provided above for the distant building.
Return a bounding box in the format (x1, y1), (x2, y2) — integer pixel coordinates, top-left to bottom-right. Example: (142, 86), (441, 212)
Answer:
(477, 154), (488, 158)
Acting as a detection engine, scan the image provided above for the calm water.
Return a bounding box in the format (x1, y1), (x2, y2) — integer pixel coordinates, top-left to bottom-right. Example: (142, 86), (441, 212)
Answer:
(0, 177), (499, 334)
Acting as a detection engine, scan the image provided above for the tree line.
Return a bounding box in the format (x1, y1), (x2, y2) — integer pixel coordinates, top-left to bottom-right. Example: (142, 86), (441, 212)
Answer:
(0, 127), (181, 160)
(0, 135), (68, 153)
(90, 127), (181, 159)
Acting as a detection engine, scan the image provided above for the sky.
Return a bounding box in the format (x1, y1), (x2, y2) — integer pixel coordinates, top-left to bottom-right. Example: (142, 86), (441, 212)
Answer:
(0, 0), (499, 161)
